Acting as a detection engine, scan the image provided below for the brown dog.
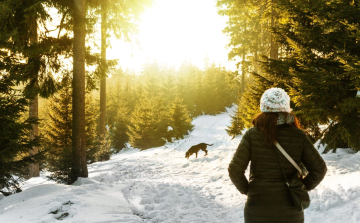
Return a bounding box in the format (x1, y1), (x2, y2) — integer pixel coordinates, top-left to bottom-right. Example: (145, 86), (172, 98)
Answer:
(185, 143), (213, 159)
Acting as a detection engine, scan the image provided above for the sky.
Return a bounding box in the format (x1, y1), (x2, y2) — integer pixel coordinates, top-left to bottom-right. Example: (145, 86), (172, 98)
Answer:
(106, 0), (236, 73)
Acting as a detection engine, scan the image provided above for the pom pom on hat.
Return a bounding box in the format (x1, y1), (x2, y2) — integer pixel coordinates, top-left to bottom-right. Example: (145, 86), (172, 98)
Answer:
(260, 88), (291, 113)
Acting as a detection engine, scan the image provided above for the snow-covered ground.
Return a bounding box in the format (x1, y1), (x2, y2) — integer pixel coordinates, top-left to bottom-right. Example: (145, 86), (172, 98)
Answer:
(1, 107), (360, 223)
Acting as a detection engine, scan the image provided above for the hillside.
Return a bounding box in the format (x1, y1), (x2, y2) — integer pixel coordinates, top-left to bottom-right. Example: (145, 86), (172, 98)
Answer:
(1, 108), (360, 223)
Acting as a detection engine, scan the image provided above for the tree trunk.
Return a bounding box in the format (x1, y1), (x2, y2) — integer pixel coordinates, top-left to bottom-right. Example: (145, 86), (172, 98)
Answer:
(270, 5), (279, 60)
(241, 47), (246, 95)
(241, 21), (247, 95)
(99, 2), (107, 137)
(72, 0), (88, 183)
(29, 95), (39, 177)
(29, 17), (39, 178)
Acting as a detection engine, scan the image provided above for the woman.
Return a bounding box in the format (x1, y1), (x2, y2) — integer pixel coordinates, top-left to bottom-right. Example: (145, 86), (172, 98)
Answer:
(228, 88), (327, 223)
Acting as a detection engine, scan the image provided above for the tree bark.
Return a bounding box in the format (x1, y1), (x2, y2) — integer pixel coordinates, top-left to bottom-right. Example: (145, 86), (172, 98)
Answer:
(29, 17), (39, 178)
(29, 95), (39, 177)
(99, 2), (107, 137)
(72, 0), (88, 183)
(270, 5), (279, 60)
(241, 20), (247, 95)
(241, 47), (246, 95)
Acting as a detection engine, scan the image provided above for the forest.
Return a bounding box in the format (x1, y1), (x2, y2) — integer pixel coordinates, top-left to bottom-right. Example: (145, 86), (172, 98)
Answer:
(1, 0), (360, 201)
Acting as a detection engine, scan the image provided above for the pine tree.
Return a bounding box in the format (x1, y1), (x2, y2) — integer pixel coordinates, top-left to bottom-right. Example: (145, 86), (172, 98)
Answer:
(72, 0), (88, 183)
(0, 74), (40, 195)
(91, 129), (112, 161)
(0, 0), (72, 178)
(128, 97), (168, 150)
(226, 98), (246, 139)
(193, 70), (207, 116)
(226, 69), (276, 137)
(202, 65), (238, 115)
(86, 0), (152, 138)
(44, 75), (109, 183)
(202, 65), (219, 115)
(85, 93), (111, 163)
(265, 0), (360, 152)
(44, 76), (73, 184)
(217, 0), (276, 93)
(111, 103), (130, 153)
(217, 0), (284, 137)
(169, 97), (194, 140)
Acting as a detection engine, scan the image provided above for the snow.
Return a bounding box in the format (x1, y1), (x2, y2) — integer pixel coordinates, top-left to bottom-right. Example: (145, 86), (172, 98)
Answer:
(1, 107), (360, 222)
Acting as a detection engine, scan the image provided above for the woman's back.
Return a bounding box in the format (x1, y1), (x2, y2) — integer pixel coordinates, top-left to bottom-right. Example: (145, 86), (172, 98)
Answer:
(230, 125), (326, 223)
(228, 88), (327, 223)
(246, 125), (304, 196)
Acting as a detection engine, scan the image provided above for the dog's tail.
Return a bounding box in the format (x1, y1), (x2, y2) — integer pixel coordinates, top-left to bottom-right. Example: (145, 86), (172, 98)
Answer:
(206, 143), (214, 146)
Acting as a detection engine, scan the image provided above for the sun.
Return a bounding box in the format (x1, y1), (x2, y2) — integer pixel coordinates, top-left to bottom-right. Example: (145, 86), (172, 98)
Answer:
(107, 0), (236, 72)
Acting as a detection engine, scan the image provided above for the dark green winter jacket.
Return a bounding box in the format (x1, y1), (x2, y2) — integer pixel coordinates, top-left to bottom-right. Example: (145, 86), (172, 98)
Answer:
(229, 125), (327, 223)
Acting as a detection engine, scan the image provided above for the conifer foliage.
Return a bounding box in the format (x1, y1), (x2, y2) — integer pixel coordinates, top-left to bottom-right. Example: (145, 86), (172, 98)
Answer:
(169, 97), (194, 140)
(127, 97), (169, 150)
(274, 0), (360, 152)
(219, 0), (360, 152)
(44, 76), (73, 184)
(0, 75), (40, 195)
(106, 63), (238, 151)
(44, 76), (110, 184)
(111, 103), (130, 153)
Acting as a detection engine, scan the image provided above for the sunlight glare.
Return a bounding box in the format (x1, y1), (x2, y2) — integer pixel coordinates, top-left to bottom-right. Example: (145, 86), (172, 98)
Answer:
(107, 0), (235, 72)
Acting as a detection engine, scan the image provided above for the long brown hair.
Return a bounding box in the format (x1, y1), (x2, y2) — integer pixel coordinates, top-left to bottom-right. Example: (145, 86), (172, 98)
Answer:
(252, 112), (301, 146)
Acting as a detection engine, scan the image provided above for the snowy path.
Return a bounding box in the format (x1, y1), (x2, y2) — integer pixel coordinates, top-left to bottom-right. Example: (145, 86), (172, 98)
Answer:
(1, 108), (360, 222)
(86, 110), (245, 223)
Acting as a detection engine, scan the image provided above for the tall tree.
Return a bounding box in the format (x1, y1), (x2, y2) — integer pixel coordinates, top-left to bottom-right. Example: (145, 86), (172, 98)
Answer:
(222, 0), (360, 151)
(87, 0), (152, 137)
(271, 0), (360, 152)
(72, 0), (88, 183)
(218, 0), (284, 136)
(44, 74), (106, 184)
(28, 12), (40, 178)
(99, 0), (107, 138)
(0, 0), (72, 178)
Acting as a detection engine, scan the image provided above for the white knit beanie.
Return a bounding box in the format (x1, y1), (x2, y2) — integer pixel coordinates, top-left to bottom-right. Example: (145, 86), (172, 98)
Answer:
(260, 88), (291, 113)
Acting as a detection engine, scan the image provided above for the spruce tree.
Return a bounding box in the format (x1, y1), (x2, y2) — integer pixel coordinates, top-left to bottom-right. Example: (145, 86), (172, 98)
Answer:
(128, 97), (168, 150)
(85, 93), (111, 163)
(177, 62), (198, 115)
(202, 65), (219, 115)
(72, 0), (88, 183)
(44, 76), (73, 184)
(44, 75), (109, 183)
(193, 71), (207, 116)
(0, 74), (40, 195)
(268, 0), (360, 152)
(218, 0), (285, 137)
(111, 103), (130, 153)
(169, 97), (194, 140)
(0, 0), (72, 178)
(202, 65), (238, 115)
(86, 0), (152, 138)
(226, 69), (276, 137)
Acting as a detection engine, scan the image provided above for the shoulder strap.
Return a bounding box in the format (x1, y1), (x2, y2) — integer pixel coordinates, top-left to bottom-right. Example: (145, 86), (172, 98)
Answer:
(272, 147), (289, 185)
(274, 141), (302, 175)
